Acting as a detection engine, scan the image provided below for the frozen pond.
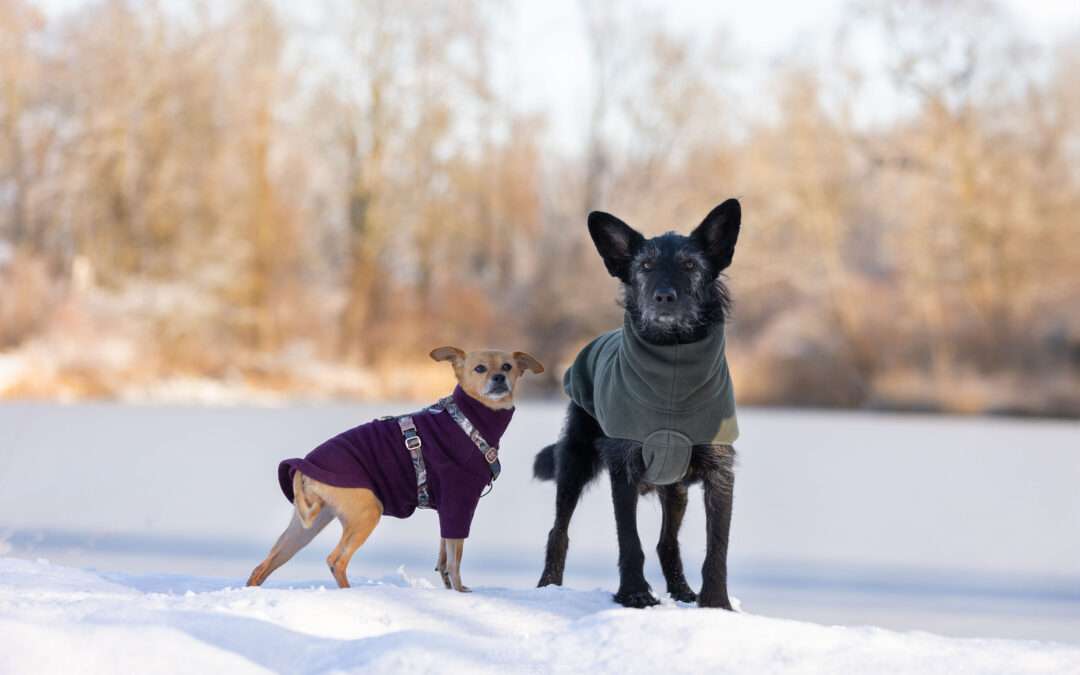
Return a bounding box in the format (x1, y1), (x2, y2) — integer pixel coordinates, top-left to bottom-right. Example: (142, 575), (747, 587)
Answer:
(1, 401), (1077, 643)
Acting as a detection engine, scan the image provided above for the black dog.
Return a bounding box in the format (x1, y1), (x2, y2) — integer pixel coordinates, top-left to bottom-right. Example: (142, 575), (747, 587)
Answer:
(534, 200), (741, 609)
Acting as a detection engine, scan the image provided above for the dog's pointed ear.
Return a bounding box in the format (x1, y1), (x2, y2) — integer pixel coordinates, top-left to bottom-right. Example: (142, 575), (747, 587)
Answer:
(512, 351), (544, 375)
(430, 346), (465, 368)
(588, 211), (645, 281)
(691, 199), (741, 273)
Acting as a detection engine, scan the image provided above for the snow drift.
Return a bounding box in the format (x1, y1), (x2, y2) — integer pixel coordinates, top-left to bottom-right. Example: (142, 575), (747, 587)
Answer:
(1, 558), (1077, 674)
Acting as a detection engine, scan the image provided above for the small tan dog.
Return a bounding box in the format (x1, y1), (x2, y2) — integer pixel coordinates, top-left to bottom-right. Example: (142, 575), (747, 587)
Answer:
(247, 347), (543, 592)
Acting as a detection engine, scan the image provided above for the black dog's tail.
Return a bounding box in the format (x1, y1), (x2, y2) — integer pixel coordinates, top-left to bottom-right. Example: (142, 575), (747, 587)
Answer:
(533, 444), (556, 481)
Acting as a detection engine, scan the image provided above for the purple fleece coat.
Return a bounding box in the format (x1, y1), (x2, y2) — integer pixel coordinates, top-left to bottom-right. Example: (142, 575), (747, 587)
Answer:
(278, 386), (513, 539)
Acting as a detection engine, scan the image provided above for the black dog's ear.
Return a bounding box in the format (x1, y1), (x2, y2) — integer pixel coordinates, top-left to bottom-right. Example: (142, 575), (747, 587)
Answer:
(691, 199), (741, 273)
(588, 211), (645, 281)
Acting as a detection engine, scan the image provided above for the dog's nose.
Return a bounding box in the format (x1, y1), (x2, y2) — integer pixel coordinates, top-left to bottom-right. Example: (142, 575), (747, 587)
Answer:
(654, 288), (677, 304)
(492, 373), (506, 384)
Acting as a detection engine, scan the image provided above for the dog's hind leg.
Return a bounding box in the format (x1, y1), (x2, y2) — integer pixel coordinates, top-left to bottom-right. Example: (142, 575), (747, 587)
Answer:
(657, 483), (697, 603)
(325, 488), (382, 588)
(538, 403), (603, 587)
(247, 507), (333, 587)
(698, 446), (736, 609)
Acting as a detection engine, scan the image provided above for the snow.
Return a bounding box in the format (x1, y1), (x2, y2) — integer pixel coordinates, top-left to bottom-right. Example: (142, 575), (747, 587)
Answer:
(2, 557), (1078, 674)
(1, 400), (1079, 672)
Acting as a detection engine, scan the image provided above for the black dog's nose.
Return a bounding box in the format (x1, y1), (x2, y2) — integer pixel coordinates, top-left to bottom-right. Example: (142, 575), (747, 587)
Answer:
(654, 288), (677, 304)
(492, 373), (506, 383)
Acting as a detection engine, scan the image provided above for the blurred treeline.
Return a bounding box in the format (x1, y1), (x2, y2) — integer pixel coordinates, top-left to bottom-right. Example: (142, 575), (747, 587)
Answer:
(0, 0), (1078, 415)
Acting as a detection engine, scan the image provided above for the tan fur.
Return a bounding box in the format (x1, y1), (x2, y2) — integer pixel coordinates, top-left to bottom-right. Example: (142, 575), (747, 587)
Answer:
(247, 478), (382, 588)
(292, 471), (322, 528)
(435, 537), (469, 592)
(429, 346), (544, 411)
(247, 346), (544, 590)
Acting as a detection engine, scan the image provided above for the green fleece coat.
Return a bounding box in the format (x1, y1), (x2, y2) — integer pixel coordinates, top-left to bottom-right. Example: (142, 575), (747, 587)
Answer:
(563, 313), (739, 484)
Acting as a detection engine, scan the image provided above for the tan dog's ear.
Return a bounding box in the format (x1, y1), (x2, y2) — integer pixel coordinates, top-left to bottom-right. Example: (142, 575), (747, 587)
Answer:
(430, 346), (466, 368)
(513, 351), (544, 375)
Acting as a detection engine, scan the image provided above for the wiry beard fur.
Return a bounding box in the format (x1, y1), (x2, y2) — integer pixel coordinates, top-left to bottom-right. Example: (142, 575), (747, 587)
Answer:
(620, 276), (733, 346)
(612, 234), (735, 345)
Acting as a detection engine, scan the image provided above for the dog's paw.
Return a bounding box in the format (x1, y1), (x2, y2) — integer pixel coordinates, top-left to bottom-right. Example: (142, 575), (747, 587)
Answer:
(697, 588), (733, 610)
(668, 586), (698, 604)
(614, 587), (660, 608)
(537, 570), (563, 587)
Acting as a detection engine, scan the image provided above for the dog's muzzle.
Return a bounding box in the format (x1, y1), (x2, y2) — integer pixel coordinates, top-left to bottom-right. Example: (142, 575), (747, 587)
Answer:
(483, 375), (511, 399)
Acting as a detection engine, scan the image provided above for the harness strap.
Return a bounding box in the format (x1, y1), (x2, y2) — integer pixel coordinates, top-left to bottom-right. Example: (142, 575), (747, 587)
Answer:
(386, 397), (501, 509)
(388, 414), (432, 510)
(429, 396), (501, 485)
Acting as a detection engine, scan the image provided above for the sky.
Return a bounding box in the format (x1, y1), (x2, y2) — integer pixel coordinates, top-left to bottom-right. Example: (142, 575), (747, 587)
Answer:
(499, 0), (1080, 148)
(34, 0), (1080, 149)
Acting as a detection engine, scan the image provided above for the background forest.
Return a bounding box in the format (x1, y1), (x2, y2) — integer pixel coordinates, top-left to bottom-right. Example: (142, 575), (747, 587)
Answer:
(1, 0), (1078, 415)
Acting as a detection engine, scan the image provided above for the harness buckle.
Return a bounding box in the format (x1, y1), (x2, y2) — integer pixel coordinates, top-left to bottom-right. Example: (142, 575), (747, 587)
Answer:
(392, 412), (432, 510)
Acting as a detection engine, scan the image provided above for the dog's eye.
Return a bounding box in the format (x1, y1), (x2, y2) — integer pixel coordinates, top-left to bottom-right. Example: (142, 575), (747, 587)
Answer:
(474, 365), (488, 374)
(684, 260), (695, 270)
(502, 363), (512, 372)
(642, 262), (654, 271)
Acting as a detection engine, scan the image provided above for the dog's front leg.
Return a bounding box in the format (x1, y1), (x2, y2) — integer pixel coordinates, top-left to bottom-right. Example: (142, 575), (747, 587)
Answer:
(610, 469), (658, 608)
(441, 538), (471, 593)
(435, 538), (452, 589)
(657, 483), (697, 603)
(699, 454), (735, 609)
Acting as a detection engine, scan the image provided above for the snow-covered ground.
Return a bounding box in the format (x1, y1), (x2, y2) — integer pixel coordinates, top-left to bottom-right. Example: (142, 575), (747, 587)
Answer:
(3, 557), (1078, 674)
(1, 400), (1078, 672)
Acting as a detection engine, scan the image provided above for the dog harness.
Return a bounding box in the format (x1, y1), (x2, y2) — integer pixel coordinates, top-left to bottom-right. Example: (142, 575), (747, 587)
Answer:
(563, 312), (738, 484)
(387, 395), (502, 510)
(277, 385), (514, 539)
(390, 414), (432, 508)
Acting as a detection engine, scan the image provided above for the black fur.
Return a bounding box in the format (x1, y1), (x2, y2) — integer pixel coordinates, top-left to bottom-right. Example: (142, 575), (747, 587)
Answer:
(535, 200), (741, 608)
(533, 444), (556, 481)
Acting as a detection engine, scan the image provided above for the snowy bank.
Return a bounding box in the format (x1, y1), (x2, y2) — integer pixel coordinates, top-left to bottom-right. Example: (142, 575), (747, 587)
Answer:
(1, 558), (1077, 674)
